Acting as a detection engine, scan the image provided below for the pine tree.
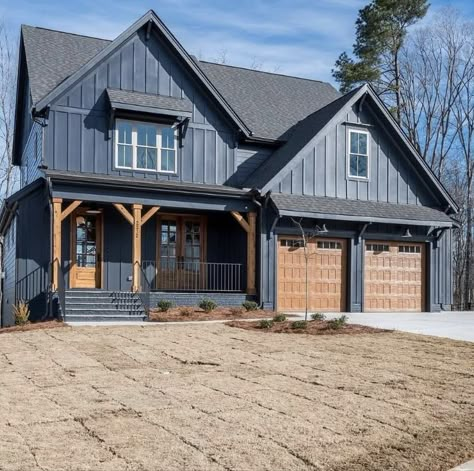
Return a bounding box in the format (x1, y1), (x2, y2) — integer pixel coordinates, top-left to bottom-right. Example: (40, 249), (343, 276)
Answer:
(332, 0), (429, 122)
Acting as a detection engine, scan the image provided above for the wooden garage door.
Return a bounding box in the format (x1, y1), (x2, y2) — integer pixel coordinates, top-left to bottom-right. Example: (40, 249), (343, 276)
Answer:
(278, 237), (346, 312)
(364, 241), (425, 312)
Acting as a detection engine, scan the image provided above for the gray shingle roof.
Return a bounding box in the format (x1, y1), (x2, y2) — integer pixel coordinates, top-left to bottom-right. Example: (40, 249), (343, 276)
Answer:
(22, 25), (110, 106)
(197, 61), (340, 141)
(244, 87), (362, 189)
(106, 88), (192, 114)
(271, 193), (454, 225)
(21, 25), (339, 141)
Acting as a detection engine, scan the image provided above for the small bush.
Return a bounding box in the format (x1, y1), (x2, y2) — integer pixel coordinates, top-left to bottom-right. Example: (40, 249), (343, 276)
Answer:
(273, 313), (286, 322)
(259, 319), (274, 329)
(327, 315), (348, 330)
(14, 300), (30, 325)
(242, 301), (259, 311)
(229, 306), (243, 316)
(179, 307), (194, 317)
(199, 297), (217, 313)
(157, 299), (174, 312)
(291, 320), (308, 330)
(311, 312), (326, 321)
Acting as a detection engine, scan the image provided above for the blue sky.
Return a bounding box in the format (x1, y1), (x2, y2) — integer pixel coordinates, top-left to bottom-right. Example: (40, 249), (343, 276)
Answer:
(1, 0), (474, 84)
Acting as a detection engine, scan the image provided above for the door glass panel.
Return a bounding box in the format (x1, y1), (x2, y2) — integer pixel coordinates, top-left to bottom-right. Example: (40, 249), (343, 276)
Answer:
(75, 215), (97, 268)
(183, 221), (201, 272)
(160, 220), (177, 270)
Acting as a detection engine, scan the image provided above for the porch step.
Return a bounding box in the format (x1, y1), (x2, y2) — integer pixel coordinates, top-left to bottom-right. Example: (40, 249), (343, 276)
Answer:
(64, 290), (146, 322)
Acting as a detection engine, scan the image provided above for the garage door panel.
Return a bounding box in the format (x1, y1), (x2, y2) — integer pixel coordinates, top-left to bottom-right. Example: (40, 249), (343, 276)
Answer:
(278, 237), (346, 312)
(364, 241), (425, 312)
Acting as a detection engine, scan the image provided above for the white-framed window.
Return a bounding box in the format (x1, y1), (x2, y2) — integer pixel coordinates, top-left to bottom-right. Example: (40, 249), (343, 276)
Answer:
(115, 119), (177, 173)
(347, 129), (369, 179)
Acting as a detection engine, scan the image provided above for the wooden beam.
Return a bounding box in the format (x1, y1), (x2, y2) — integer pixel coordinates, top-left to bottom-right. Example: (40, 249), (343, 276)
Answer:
(246, 212), (257, 295)
(52, 198), (63, 290)
(113, 203), (133, 225)
(60, 200), (82, 222)
(141, 206), (160, 226)
(132, 204), (142, 292)
(231, 211), (250, 233)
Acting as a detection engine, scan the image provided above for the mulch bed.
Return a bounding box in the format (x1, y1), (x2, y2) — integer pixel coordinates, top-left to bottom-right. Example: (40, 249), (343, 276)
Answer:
(149, 307), (277, 322)
(0, 320), (66, 335)
(227, 319), (391, 336)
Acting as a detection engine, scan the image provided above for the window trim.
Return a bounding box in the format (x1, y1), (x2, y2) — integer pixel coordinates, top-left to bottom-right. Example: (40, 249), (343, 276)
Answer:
(114, 118), (178, 174)
(347, 128), (370, 181)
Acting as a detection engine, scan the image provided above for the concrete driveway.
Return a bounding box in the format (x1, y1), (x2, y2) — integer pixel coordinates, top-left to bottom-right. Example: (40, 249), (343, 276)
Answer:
(313, 311), (474, 342)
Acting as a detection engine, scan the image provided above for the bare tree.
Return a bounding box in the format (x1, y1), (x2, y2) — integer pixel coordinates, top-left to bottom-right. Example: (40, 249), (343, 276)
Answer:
(0, 22), (18, 199)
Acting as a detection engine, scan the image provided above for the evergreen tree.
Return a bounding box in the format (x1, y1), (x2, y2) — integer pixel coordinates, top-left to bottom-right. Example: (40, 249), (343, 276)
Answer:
(332, 0), (429, 122)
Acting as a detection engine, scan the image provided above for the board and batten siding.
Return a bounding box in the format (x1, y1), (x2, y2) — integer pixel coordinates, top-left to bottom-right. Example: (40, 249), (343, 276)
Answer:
(271, 105), (441, 208)
(232, 146), (273, 186)
(43, 28), (239, 185)
(2, 218), (16, 326)
(20, 122), (43, 188)
(430, 229), (453, 309)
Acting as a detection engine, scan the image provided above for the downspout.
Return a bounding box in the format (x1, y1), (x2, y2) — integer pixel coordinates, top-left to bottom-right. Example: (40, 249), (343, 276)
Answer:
(47, 177), (54, 319)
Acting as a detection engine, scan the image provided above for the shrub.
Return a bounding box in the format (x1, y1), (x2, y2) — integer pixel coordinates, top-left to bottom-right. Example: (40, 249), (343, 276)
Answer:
(14, 300), (30, 325)
(311, 312), (326, 321)
(259, 319), (274, 329)
(199, 297), (217, 313)
(179, 307), (194, 317)
(242, 301), (259, 311)
(273, 313), (286, 322)
(327, 315), (348, 330)
(291, 320), (308, 330)
(157, 299), (174, 312)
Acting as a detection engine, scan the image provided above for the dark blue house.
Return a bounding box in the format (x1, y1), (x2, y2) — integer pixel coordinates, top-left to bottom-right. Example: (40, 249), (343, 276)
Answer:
(0, 10), (458, 325)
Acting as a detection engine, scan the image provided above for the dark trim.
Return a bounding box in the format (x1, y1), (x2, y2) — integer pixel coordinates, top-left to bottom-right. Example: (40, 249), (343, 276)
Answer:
(110, 103), (192, 119)
(12, 35), (27, 166)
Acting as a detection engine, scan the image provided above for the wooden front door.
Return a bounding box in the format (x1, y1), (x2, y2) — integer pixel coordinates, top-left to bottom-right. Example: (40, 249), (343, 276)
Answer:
(364, 241), (425, 312)
(157, 215), (206, 290)
(70, 211), (102, 288)
(277, 237), (347, 312)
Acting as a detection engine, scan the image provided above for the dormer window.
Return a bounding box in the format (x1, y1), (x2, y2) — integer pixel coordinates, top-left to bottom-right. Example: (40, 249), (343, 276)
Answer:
(347, 129), (369, 179)
(115, 119), (177, 173)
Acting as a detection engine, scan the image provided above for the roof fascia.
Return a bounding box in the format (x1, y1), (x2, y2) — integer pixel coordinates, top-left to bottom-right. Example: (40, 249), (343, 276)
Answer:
(12, 31), (27, 166)
(260, 86), (368, 193)
(33, 11), (251, 137)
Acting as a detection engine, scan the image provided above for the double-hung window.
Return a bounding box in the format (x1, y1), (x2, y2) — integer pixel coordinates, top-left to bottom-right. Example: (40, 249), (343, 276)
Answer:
(115, 119), (177, 173)
(348, 129), (369, 179)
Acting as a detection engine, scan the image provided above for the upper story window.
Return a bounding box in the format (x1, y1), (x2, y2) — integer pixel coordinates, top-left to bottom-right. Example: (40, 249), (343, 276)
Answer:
(348, 129), (369, 179)
(115, 119), (177, 173)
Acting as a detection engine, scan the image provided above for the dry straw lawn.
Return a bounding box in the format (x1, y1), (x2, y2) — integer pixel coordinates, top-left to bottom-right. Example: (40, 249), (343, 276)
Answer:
(0, 323), (472, 470)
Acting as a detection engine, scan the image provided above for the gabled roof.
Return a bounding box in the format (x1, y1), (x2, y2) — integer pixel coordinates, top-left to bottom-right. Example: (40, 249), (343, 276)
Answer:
(271, 193), (454, 227)
(19, 13), (339, 142)
(245, 84), (458, 213)
(197, 61), (340, 141)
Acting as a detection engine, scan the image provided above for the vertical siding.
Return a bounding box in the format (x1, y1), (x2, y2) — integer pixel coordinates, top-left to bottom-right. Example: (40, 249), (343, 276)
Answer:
(271, 104), (442, 209)
(232, 146), (272, 186)
(44, 28), (238, 186)
(2, 218), (16, 326)
(20, 122), (43, 188)
(431, 229), (453, 308)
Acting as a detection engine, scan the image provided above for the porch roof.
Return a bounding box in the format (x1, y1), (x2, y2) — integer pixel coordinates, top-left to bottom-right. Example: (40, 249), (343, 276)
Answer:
(46, 171), (255, 213)
(271, 193), (454, 228)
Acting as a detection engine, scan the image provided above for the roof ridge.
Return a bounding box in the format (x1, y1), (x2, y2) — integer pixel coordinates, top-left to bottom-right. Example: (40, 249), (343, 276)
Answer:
(185, 59), (331, 85)
(21, 24), (112, 43)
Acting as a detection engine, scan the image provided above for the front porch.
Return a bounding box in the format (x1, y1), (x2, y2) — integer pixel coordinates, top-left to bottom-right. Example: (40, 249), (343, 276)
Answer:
(51, 191), (257, 319)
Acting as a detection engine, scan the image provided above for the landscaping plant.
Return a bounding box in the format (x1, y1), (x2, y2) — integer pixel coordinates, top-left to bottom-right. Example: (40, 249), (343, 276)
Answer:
(327, 315), (348, 330)
(273, 313), (286, 322)
(157, 299), (174, 312)
(259, 319), (274, 329)
(242, 300), (259, 311)
(13, 300), (30, 325)
(311, 312), (326, 321)
(199, 297), (217, 313)
(291, 320), (308, 330)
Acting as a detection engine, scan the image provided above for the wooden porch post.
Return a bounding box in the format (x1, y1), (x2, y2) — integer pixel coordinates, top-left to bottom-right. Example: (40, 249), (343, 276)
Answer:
(231, 211), (257, 295)
(52, 198), (63, 291)
(132, 204), (142, 292)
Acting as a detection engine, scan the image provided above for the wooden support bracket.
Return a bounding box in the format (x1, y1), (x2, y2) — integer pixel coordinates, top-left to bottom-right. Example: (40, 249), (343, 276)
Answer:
(60, 200), (82, 221)
(113, 203), (134, 225)
(141, 206), (160, 226)
(231, 211), (250, 233)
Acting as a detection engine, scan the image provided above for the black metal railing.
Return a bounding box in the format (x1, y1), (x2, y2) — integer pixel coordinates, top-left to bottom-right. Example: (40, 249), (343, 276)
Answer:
(141, 260), (244, 292)
(137, 262), (151, 318)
